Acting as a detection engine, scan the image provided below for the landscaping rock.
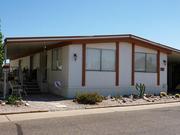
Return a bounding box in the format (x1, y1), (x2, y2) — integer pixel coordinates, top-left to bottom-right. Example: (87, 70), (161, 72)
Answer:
(122, 98), (127, 103)
(107, 95), (111, 100)
(143, 96), (151, 102)
(160, 92), (168, 98)
(1, 102), (6, 106)
(111, 98), (116, 101)
(25, 102), (30, 106)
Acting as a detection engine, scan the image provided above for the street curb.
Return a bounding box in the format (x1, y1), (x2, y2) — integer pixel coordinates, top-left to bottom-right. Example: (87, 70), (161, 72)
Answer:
(0, 110), (48, 115)
(85, 100), (180, 109)
(0, 100), (180, 116)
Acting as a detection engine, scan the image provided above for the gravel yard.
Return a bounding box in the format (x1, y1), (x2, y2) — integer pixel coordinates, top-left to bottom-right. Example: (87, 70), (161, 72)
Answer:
(0, 94), (180, 114)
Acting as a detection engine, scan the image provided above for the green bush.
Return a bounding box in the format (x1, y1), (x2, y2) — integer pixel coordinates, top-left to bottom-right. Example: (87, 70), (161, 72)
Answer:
(76, 92), (103, 104)
(6, 95), (21, 105)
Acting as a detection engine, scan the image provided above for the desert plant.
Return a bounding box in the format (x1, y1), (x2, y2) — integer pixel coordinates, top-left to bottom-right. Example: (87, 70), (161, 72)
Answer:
(135, 83), (146, 98)
(175, 94), (180, 98)
(6, 95), (22, 105)
(160, 92), (167, 98)
(114, 95), (123, 100)
(76, 92), (103, 104)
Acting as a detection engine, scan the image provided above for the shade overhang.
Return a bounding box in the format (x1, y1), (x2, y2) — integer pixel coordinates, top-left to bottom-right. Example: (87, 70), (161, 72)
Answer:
(4, 34), (177, 60)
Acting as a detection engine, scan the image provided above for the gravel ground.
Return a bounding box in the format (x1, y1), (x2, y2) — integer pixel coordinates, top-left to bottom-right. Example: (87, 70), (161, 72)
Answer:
(0, 94), (180, 114)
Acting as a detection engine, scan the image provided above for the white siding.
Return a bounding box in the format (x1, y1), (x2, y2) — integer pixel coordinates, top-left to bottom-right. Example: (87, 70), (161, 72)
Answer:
(119, 42), (132, 86)
(9, 42), (168, 98)
(68, 44), (82, 87)
(160, 52), (168, 90)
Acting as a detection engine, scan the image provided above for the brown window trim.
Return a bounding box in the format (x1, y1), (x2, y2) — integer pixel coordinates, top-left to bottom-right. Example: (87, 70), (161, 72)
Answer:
(115, 42), (119, 86)
(82, 44), (86, 86)
(132, 43), (135, 86)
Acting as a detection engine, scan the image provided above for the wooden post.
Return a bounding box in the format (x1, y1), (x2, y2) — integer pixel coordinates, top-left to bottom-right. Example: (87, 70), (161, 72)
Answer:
(157, 50), (160, 86)
(3, 44), (7, 99)
(82, 43), (86, 86)
(115, 42), (119, 86)
(131, 43), (135, 86)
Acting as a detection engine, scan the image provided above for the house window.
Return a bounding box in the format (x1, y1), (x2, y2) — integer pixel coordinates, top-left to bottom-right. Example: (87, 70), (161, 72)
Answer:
(52, 48), (62, 70)
(135, 52), (157, 73)
(86, 48), (115, 71)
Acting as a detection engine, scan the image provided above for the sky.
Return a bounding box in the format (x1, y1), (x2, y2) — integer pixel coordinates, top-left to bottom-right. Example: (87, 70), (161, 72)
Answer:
(0, 0), (180, 49)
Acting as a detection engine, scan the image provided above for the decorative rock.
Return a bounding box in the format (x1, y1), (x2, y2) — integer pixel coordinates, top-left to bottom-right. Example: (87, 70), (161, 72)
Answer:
(1, 102), (6, 106)
(143, 96), (151, 102)
(73, 99), (77, 102)
(122, 98), (127, 103)
(111, 98), (116, 101)
(107, 95), (111, 100)
(25, 102), (30, 106)
(15, 101), (22, 107)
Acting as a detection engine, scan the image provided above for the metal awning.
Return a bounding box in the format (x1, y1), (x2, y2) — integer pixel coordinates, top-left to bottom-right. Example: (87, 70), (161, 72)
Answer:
(4, 34), (177, 60)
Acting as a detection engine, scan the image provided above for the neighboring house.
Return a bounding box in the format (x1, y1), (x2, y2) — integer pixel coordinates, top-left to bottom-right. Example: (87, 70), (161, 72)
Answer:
(4, 34), (180, 98)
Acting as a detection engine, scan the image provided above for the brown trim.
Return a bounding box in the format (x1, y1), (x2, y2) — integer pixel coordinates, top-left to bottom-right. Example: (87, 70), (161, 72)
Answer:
(157, 50), (160, 86)
(131, 43), (135, 86)
(115, 42), (119, 86)
(82, 43), (86, 86)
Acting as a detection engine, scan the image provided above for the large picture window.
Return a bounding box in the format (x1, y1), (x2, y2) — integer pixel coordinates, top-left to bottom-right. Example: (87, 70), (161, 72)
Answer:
(135, 52), (157, 73)
(52, 48), (62, 70)
(86, 48), (115, 71)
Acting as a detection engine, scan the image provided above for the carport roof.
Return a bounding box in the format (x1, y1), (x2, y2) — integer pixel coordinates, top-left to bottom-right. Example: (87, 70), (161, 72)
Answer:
(4, 34), (180, 60)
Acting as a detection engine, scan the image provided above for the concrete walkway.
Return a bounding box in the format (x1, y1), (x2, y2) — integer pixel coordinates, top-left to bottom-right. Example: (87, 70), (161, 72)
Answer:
(1, 102), (180, 123)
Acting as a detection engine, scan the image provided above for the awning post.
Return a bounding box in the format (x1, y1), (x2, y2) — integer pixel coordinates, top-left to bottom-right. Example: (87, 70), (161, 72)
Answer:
(3, 44), (7, 99)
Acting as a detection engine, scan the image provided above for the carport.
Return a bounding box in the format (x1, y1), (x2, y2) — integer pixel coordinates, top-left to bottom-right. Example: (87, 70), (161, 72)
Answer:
(168, 51), (180, 94)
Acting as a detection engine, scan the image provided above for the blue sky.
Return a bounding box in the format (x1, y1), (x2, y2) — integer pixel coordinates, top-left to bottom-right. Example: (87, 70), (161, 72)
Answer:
(0, 0), (180, 49)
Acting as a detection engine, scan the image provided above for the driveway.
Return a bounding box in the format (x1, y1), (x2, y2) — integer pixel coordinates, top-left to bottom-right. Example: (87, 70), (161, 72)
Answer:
(1, 106), (180, 135)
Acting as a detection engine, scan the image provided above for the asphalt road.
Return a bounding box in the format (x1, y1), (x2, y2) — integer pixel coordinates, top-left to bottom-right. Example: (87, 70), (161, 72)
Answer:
(1, 106), (180, 135)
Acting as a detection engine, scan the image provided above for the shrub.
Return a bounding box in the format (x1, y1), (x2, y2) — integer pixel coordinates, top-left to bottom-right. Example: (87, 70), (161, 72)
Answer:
(160, 92), (167, 98)
(135, 83), (146, 98)
(114, 95), (123, 100)
(6, 95), (22, 105)
(175, 94), (180, 98)
(76, 92), (103, 104)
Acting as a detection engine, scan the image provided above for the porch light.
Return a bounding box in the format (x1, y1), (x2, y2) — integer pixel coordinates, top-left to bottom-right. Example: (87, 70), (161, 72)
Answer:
(73, 53), (77, 61)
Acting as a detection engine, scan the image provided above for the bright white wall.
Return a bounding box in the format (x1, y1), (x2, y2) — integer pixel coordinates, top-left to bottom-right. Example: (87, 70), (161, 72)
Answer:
(119, 42), (132, 86)
(68, 44), (82, 87)
(160, 52), (168, 89)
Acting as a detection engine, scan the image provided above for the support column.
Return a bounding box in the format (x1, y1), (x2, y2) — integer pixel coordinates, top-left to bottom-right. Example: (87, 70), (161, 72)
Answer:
(157, 50), (160, 86)
(115, 42), (119, 86)
(3, 44), (7, 99)
(131, 43), (135, 86)
(82, 43), (86, 86)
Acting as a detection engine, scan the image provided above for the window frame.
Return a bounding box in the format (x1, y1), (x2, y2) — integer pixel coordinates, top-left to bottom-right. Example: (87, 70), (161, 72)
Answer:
(86, 48), (115, 72)
(51, 48), (62, 71)
(135, 52), (157, 73)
